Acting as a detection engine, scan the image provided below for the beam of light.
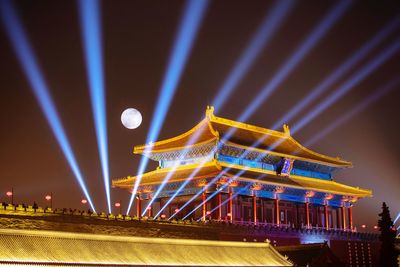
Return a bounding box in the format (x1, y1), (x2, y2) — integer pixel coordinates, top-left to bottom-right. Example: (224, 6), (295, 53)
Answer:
(272, 17), (400, 130)
(169, 171), (225, 220)
(238, 0), (351, 123)
(291, 38), (400, 135)
(78, 0), (110, 213)
(212, 0), (296, 113)
(170, 1), (351, 219)
(394, 212), (400, 225)
(126, 0), (209, 214)
(206, 79), (400, 216)
(148, 1), (295, 216)
(304, 77), (400, 147)
(204, 175), (265, 220)
(0, 0), (96, 212)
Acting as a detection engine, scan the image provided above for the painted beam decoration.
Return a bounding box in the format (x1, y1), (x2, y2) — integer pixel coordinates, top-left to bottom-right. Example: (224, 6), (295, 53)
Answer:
(279, 158), (294, 176)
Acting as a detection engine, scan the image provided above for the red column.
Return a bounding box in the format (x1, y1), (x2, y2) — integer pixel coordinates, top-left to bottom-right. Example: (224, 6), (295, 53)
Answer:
(228, 189), (233, 223)
(202, 191), (206, 222)
(341, 206), (346, 230)
(324, 205), (329, 230)
(305, 202), (310, 228)
(136, 195), (142, 219)
(147, 200), (152, 218)
(275, 198), (280, 225)
(217, 191), (222, 220)
(348, 206), (353, 231)
(252, 194), (257, 225)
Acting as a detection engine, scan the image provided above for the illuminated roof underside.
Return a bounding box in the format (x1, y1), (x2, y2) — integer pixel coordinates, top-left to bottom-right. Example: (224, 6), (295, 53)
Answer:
(0, 228), (292, 266)
(112, 161), (371, 198)
(134, 106), (351, 167)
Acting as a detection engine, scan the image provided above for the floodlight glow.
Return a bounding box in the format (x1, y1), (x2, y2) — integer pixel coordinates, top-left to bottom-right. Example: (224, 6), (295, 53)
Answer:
(239, 0), (351, 123)
(78, 0), (111, 213)
(291, 38), (400, 135)
(126, 0), (209, 214)
(272, 17), (400, 130)
(212, 0), (295, 113)
(304, 77), (400, 147)
(0, 0), (96, 212)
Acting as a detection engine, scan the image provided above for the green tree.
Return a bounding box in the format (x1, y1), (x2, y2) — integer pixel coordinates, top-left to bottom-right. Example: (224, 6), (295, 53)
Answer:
(378, 202), (398, 267)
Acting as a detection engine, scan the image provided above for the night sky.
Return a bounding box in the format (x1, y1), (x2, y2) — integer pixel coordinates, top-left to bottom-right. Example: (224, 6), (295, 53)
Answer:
(1, 0), (400, 229)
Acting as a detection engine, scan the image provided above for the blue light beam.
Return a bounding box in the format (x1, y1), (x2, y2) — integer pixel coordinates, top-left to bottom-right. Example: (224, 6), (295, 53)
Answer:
(126, 0), (209, 214)
(207, 79), (400, 216)
(238, 0), (351, 123)
(394, 212), (400, 225)
(272, 17), (400, 130)
(304, 77), (400, 147)
(154, 1), (295, 216)
(291, 38), (400, 135)
(0, 0), (96, 212)
(212, 0), (295, 113)
(78, 0), (111, 213)
(169, 1), (351, 218)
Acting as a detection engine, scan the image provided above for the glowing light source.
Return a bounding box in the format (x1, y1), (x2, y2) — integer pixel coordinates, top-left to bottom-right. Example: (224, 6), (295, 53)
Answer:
(81, 199), (88, 204)
(121, 108), (142, 129)
(0, 0), (96, 212)
(5, 191), (12, 197)
(373, 225), (378, 230)
(212, 0), (295, 112)
(361, 224), (367, 229)
(78, 0), (110, 213)
(115, 202), (121, 207)
(127, 0), (209, 214)
(45, 195), (52, 201)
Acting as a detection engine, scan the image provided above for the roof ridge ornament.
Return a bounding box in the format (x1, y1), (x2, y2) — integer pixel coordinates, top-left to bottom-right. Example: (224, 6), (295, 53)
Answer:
(283, 123), (291, 136)
(205, 105), (215, 119)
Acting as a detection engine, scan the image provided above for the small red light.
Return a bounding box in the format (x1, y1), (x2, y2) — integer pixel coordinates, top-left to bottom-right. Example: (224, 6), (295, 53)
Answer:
(361, 224), (366, 228)
(6, 191), (12, 197)
(160, 214), (166, 219)
(174, 208), (180, 213)
(227, 212), (232, 217)
(81, 199), (88, 204)
(206, 211), (211, 215)
(45, 195), (52, 201)
(115, 202), (121, 207)
(373, 225), (378, 229)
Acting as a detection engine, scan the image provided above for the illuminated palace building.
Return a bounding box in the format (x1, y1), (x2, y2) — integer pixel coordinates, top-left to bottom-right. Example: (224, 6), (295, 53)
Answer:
(113, 106), (372, 230)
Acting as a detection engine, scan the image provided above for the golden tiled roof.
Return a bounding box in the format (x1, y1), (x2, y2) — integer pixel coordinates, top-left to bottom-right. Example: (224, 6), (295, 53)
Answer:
(0, 228), (292, 266)
(112, 161), (372, 198)
(134, 106), (351, 167)
(112, 160), (221, 189)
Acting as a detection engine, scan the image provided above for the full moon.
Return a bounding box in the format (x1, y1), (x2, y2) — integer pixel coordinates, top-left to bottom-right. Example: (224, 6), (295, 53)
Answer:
(121, 108), (142, 129)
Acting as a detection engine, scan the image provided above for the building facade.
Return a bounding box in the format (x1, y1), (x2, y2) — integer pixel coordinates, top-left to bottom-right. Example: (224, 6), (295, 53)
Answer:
(113, 106), (372, 231)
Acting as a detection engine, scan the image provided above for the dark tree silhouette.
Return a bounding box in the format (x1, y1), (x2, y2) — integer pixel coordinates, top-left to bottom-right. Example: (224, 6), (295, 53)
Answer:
(378, 202), (398, 267)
